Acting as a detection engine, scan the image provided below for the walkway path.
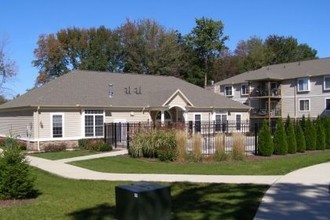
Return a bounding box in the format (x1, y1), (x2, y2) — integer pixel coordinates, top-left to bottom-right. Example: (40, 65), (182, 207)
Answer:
(26, 149), (330, 219)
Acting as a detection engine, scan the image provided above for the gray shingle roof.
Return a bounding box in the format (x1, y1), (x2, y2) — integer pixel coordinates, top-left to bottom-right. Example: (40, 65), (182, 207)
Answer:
(216, 57), (330, 85)
(0, 70), (249, 111)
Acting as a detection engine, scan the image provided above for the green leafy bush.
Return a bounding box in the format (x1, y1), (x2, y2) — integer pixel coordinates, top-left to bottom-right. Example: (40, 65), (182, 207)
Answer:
(286, 116), (297, 154)
(305, 117), (316, 150)
(78, 139), (112, 152)
(257, 120), (273, 156)
(295, 122), (306, 153)
(0, 138), (37, 200)
(273, 118), (288, 155)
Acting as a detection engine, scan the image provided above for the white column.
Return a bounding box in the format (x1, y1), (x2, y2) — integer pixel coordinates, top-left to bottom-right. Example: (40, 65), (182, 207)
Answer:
(161, 110), (165, 126)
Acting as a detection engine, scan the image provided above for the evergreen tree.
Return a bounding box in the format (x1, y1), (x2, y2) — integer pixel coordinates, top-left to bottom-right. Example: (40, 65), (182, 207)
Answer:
(315, 116), (325, 150)
(273, 118), (288, 155)
(304, 117), (316, 150)
(257, 120), (273, 156)
(295, 122), (306, 152)
(300, 115), (306, 132)
(286, 116), (297, 154)
(321, 116), (330, 149)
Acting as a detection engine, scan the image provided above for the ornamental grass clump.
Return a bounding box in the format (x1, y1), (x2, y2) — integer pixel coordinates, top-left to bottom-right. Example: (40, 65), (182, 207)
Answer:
(213, 133), (227, 161)
(176, 130), (187, 162)
(231, 133), (246, 160)
(191, 133), (203, 162)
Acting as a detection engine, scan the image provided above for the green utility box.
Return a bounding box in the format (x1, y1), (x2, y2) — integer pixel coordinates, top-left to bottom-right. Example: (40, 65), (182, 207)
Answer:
(115, 182), (171, 220)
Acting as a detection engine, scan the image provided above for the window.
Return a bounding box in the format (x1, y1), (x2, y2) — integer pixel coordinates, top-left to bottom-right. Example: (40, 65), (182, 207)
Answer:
(236, 114), (242, 131)
(224, 85), (233, 96)
(299, 99), (310, 111)
(52, 114), (63, 138)
(297, 78), (310, 92)
(85, 110), (104, 137)
(215, 114), (227, 132)
(324, 76), (330, 91)
(241, 84), (249, 96)
(325, 98), (330, 111)
(194, 114), (201, 133)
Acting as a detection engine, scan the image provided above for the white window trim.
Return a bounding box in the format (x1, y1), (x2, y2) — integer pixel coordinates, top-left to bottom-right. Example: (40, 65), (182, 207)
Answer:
(325, 97), (330, 111)
(224, 85), (234, 97)
(298, 98), (310, 112)
(323, 76), (330, 91)
(83, 110), (105, 138)
(193, 113), (202, 133)
(50, 113), (64, 139)
(297, 77), (310, 92)
(240, 83), (249, 96)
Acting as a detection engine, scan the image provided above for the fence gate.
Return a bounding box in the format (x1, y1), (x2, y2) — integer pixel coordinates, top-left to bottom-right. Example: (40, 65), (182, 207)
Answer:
(104, 123), (128, 148)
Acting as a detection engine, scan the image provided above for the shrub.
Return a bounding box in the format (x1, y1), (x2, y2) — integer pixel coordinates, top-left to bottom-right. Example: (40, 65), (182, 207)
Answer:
(78, 139), (112, 152)
(191, 133), (203, 162)
(0, 139), (37, 200)
(213, 133), (227, 161)
(231, 133), (245, 160)
(257, 120), (273, 156)
(273, 118), (288, 155)
(295, 122), (306, 153)
(129, 133), (145, 158)
(322, 116), (330, 149)
(315, 116), (325, 150)
(300, 115), (306, 132)
(286, 116), (297, 154)
(305, 117), (316, 150)
(44, 143), (66, 152)
(176, 130), (187, 162)
(155, 130), (176, 161)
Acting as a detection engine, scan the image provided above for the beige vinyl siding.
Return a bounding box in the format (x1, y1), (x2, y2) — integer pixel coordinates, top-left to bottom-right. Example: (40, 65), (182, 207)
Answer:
(168, 94), (188, 107)
(38, 112), (51, 139)
(281, 76), (330, 118)
(0, 111), (34, 139)
(64, 111), (82, 137)
(105, 111), (151, 123)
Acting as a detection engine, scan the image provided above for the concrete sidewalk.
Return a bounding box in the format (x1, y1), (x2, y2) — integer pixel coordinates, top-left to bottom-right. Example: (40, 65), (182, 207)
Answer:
(254, 161), (330, 220)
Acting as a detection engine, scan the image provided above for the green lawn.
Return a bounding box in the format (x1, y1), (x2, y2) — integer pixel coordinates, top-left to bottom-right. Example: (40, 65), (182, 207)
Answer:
(0, 168), (268, 219)
(70, 150), (330, 175)
(30, 150), (96, 160)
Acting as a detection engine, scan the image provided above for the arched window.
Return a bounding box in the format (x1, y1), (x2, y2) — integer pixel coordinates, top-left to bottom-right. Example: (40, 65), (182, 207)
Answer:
(156, 111), (172, 122)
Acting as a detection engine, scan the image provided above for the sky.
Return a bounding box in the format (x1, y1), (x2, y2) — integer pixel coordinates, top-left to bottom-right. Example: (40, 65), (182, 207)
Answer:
(1, 0), (329, 99)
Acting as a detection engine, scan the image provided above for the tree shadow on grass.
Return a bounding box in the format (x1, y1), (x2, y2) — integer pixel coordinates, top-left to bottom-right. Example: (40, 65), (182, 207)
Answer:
(67, 203), (116, 220)
(170, 182), (269, 220)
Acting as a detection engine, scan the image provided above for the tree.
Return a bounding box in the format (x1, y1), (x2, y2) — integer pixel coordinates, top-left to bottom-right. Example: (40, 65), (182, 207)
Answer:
(315, 116), (325, 150)
(285, 116), (297, 154)
(265, 35), (317, 65)
(0, 39), (17, 93)
(273, 118), (288, 155)
(305, 116), (316, 150)
(117, 19), (184, 76)
(185, 17), (228, 87)
(0, 138), (37, 200)
(295, 121), (306, 153)
(257, 120), (273, 156)
(321, 116), (330, 149)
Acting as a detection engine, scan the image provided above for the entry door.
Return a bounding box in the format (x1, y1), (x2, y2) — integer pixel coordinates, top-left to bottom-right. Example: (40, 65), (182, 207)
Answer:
(215, 114), (227, 132)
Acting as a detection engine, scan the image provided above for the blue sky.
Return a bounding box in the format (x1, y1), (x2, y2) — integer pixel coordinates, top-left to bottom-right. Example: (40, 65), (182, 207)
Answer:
(1, 0), (329, 99)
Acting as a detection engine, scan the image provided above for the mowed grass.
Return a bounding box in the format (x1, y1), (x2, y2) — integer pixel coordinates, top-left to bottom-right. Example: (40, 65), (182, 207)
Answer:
(30, 150), (95, 160)
(0, 168), (268, 220)
(70, 150), (330, 175)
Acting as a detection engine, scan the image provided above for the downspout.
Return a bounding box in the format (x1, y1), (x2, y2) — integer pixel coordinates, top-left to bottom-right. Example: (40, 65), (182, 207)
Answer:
(37, 106), (40, 151)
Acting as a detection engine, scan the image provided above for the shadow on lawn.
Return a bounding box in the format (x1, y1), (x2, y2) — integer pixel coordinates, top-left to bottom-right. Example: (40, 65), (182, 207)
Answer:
(171, 182), (268, 220)
(67, 183), (268, 220)
(67, 203), (116, 220)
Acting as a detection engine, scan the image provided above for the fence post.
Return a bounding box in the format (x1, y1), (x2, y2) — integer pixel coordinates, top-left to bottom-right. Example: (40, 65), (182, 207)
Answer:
(254, 123), (258, 155)
(114, 123), (117, 149)
(104, 123), (107, 145)
(127, 122), (130, 150)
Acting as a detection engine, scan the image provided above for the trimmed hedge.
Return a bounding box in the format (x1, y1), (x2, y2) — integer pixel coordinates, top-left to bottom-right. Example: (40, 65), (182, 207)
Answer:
(273, 118), (288, 155)
(78, 139), (112, 152)
(257, 120), (273, 156)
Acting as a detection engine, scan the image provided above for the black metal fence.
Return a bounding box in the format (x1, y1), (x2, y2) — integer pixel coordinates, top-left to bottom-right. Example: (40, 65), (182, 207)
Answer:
(104, 121), (259, 155)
